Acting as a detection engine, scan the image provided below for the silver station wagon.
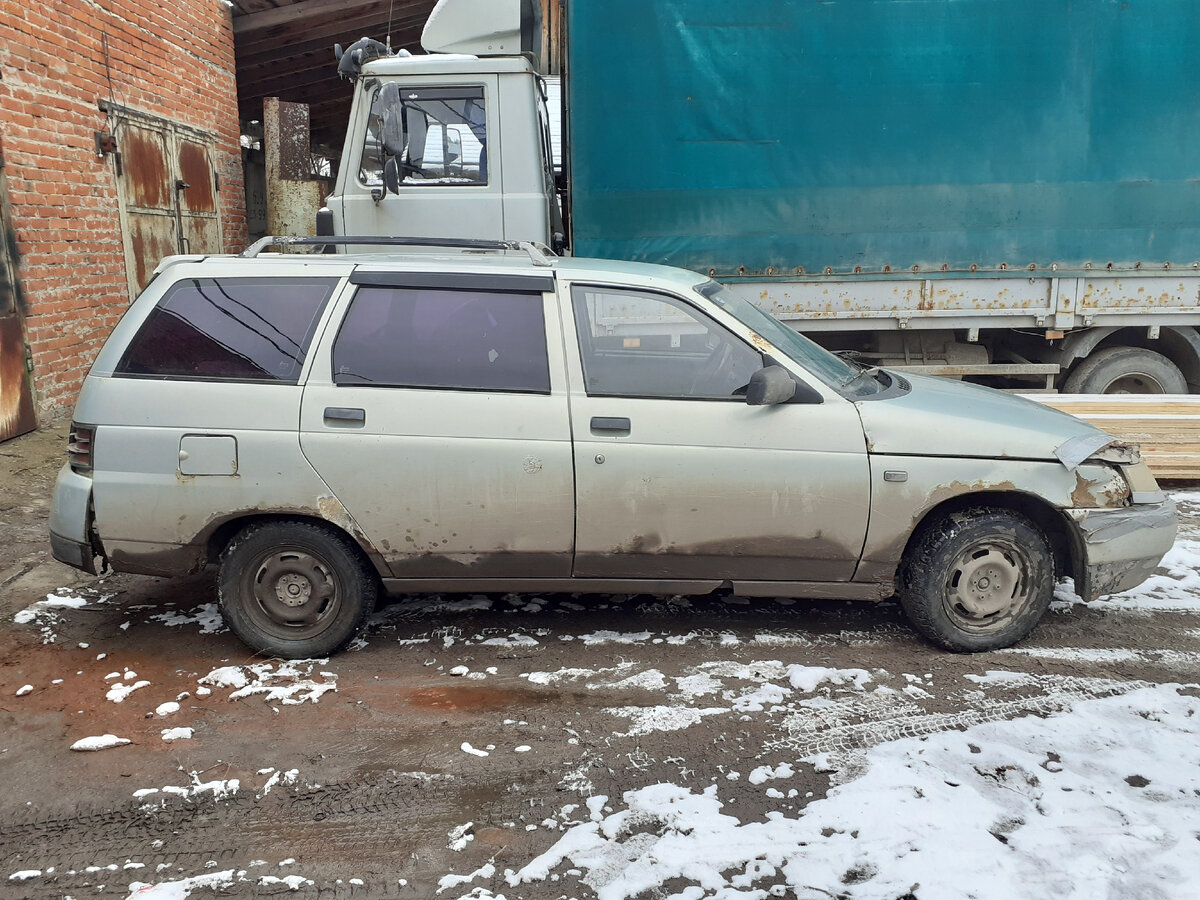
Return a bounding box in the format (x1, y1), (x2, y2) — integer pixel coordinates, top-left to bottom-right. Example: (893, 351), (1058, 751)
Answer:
(50, 238), (1176, 658)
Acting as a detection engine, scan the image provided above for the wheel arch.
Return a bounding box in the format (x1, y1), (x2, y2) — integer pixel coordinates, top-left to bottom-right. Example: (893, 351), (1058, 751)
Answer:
(204, 512), (388, 583)
(1059, 325), (1200, 391)
(901, 489), (1082, 587)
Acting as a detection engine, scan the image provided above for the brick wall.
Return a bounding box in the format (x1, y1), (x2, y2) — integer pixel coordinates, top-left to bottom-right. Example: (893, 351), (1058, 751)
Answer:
(0, 0), (247, 419)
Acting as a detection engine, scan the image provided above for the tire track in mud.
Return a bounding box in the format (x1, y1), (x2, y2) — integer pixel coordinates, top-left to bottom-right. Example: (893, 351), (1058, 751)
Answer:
(0, 771), (533, 896)
(766, 675), (1141, 761)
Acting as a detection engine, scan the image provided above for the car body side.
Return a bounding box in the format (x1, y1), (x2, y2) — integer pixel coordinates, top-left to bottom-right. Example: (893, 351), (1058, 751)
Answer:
(50, 254), (1175, 611)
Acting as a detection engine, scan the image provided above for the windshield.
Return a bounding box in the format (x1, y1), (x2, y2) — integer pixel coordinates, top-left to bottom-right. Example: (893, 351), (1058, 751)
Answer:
(697, 281), (875, 395)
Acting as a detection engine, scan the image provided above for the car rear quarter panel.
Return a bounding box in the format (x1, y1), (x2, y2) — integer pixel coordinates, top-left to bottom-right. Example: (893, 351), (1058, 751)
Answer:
(80, 376), (375, 576)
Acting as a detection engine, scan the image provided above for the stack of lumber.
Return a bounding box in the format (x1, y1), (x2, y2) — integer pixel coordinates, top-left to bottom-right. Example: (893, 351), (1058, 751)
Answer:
(1023, 394), (1200, 481)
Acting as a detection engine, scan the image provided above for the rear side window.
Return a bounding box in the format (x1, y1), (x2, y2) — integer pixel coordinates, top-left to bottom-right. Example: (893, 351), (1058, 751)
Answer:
(116, 277), (337, 382)
(333, 286), (550, 393)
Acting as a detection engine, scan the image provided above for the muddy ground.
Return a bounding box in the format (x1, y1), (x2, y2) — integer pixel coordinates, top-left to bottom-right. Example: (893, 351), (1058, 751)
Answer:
(0, 420), (1197, 899)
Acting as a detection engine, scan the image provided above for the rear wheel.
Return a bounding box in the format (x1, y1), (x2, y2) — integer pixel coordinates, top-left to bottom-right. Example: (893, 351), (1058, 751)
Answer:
(218, 520), (378, 659)
(1063, 347), (1186, 394)
(899, 509), (1054, 652)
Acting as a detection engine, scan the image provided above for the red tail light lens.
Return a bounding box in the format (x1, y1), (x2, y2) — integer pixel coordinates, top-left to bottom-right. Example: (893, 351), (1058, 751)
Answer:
(68, 423), (94, 474)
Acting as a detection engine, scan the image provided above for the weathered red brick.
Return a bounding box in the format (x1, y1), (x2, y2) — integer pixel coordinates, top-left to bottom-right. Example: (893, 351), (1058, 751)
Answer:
(0, 0), (247, 419)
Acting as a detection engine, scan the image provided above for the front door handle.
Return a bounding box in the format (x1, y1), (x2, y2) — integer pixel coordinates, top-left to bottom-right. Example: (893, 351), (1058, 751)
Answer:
(324, 406), (366, 425)
(590, 416), (631, 436)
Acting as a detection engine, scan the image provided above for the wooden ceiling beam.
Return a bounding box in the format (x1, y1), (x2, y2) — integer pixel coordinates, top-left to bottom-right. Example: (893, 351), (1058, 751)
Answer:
(235, 15), (427, 69)
(237, 64), (345, 104)
(234, 0), (389, 34)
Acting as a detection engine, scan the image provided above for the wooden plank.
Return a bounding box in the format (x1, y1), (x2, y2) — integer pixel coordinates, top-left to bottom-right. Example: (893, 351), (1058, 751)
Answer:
(1023, 394), (1200, 481)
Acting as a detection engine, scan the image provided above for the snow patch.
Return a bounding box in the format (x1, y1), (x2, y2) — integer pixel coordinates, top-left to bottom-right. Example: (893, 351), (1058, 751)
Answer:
(787, 665), (874, 693)
(150, 602), (226, 634)
(125, 869), (236, 898)
(606, 705), (727, 737)
(506, 684), (1200, 899)
(13, 591), (93, 642)
(71, 734), (130, 751)
(578, 630), (653, 646)
(199, 660), (336, 705)
(106, 680), (150, 703)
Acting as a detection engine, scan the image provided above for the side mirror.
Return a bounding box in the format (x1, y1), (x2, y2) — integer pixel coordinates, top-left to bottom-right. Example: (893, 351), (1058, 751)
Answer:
(382, 158), (401, 195)
(746, 365), (797, 406)
(378, 82), (405, 156)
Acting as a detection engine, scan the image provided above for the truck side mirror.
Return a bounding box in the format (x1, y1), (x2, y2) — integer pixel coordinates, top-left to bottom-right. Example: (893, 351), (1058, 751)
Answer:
(379, 82), (405, 156)
(382, 158), (401, 195)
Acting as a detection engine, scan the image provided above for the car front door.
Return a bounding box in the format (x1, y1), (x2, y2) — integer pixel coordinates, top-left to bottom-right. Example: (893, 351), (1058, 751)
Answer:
(564, 282), (871, 586)
(299, 271), (574, 580)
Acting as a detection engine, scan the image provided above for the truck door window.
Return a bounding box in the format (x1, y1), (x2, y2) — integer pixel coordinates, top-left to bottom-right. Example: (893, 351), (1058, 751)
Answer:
(333, 286), (549, 393)
(359, 85), (487, 187)
(571, 286), (761, 400)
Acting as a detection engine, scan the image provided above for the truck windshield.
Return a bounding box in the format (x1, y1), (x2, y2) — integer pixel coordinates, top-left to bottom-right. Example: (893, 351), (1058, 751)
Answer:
(696, 281), (870, 394)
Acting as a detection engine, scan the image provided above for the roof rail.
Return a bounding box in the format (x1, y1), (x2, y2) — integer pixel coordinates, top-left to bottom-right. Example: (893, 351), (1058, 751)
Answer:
(239, 235), (557, 267)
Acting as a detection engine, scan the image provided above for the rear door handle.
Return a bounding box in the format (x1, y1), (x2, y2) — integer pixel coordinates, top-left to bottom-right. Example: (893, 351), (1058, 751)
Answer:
(590, 416), (631, 436)
(324, 406), (366, 425)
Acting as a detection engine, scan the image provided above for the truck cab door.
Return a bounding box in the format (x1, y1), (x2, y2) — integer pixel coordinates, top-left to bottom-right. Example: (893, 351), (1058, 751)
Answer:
(334, 78), (506, 242)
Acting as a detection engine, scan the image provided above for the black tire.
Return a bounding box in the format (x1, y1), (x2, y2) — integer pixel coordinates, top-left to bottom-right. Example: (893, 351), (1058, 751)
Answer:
(898, 509), (1054, 652)
(218, 520), (378, 659)
(1062, 346), (1186, 394)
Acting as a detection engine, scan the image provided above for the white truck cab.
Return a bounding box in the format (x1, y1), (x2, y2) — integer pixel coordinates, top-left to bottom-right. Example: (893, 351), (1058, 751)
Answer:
(324, 50), (556, 246)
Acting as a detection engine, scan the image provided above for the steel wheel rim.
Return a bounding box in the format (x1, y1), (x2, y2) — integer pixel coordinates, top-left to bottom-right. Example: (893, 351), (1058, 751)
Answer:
(1102, 372), (1166, 394)
(942, 538), (1032, 630)
(245, 547), (341, 639)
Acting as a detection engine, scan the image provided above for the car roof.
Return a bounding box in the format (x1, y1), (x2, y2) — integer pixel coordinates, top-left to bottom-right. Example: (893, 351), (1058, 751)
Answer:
(155, 249), (710, 295)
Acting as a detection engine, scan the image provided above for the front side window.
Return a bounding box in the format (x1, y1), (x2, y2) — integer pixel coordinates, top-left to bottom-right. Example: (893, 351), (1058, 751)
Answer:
(333, 286), (550, 393)
(115, 277), (337, 382)
(571, 286), (761, 399)
(359, 85), (487, 187)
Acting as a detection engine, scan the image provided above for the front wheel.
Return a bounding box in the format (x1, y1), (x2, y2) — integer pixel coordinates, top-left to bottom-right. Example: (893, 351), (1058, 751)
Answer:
(898, 509), (1054, 652)
(218, 520), (378, 659)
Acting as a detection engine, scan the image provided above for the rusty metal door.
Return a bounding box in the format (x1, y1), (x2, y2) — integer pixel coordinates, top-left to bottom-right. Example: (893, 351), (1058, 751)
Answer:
(0, 142), (37, 442)
(112, 112), (223, 296)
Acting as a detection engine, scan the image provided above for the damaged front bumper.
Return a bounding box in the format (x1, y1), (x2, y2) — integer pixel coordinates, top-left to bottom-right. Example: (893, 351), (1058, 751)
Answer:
(1066, 499), (1176, 601)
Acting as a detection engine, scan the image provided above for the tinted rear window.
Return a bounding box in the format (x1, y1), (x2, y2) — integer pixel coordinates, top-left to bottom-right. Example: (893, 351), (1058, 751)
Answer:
(333, 286), (550, 393)
(116, 277), (337, 382)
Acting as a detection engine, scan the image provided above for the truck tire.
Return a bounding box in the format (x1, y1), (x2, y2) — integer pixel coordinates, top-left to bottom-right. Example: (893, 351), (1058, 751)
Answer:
(218, 520), (378, 659)
(898, 509), (1054, 652)
(1062, 347), (1186, 394)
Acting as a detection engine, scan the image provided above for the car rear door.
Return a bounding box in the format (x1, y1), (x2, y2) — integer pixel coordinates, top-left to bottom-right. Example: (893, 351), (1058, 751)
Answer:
(563, 281), (871, 587)
(299, 270), (575, 580)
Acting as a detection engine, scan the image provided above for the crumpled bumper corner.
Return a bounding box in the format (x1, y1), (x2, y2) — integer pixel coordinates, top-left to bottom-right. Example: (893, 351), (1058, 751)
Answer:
(1067, 499), (1176, 601)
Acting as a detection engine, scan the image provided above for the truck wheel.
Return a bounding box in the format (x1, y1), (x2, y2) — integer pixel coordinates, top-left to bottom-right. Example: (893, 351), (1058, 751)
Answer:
(1063, 347), (1186, 394)
(218, 520), (378, 659)
(898, 509), (1054, 652)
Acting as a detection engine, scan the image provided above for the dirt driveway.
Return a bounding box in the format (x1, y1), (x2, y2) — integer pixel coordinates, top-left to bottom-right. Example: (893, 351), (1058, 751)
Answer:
(2, 422), (1198, 899)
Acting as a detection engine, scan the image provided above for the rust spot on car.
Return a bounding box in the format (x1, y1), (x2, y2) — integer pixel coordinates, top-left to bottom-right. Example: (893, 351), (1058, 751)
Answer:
(318, 495), (353, 528)
(747, 330), (773, 353)
(1070, 471), (1130, 509)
